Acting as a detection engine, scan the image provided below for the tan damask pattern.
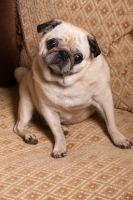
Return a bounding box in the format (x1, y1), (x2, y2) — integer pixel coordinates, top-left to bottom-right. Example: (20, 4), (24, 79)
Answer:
(17, 0), (133, 112)
(0, 86), (133, 199)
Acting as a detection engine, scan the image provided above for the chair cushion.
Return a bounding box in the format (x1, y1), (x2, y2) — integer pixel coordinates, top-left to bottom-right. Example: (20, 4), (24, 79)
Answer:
(0, 86), (133, 199)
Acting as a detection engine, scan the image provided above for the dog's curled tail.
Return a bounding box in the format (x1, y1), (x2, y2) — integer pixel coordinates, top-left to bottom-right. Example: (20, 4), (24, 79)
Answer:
(14, 67), (29, 84)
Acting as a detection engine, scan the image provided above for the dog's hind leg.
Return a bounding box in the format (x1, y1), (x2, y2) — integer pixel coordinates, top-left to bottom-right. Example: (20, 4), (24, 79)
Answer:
(14, 76), (38, 145)
(94, 86), (132, 149)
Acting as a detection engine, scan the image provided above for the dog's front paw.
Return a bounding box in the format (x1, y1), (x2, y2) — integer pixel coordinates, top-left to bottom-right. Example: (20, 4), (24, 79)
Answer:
(52, 151), (67, 158)
(113, 136), (132, 149)
(52, 137), (67, 158)
(24, 133), (38, 145)
(52, 143), (67, 158)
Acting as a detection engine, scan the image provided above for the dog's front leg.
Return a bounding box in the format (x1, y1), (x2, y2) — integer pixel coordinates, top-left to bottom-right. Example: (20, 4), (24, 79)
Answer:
(94, 86), (132, 149)
(40, 105), (66, 158)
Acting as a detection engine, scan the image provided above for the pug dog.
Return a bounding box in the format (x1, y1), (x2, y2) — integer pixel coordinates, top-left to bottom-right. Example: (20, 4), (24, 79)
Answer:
(14, 19), (132, 158)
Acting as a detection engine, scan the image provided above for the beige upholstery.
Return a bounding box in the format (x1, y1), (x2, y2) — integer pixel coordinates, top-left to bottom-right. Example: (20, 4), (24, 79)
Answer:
(0, 86), (133, 199)
(0, 0), (133, 199)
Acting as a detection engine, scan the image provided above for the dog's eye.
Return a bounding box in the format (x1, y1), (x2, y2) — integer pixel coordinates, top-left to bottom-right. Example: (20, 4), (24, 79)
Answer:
(74, 54), (83, 64)
(47, 39), (57, 50)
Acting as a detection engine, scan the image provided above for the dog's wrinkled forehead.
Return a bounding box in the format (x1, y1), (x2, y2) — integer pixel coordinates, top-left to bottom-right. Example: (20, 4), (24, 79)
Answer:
(37, 19), (101, 58)
(52, 28), (88, 54)
(37, 19), (90, 55)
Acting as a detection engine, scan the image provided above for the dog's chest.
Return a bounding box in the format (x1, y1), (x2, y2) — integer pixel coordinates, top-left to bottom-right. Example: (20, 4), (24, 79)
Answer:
(39, 80), (94, 111)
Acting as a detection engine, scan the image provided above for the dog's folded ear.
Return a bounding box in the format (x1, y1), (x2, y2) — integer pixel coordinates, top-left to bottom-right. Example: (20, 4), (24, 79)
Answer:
(37, 19), (62, 34)
(88, 34), (101, 58)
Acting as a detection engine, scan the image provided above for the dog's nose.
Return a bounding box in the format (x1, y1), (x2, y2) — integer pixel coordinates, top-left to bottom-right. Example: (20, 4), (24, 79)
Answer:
(59, 51), (69, 61)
